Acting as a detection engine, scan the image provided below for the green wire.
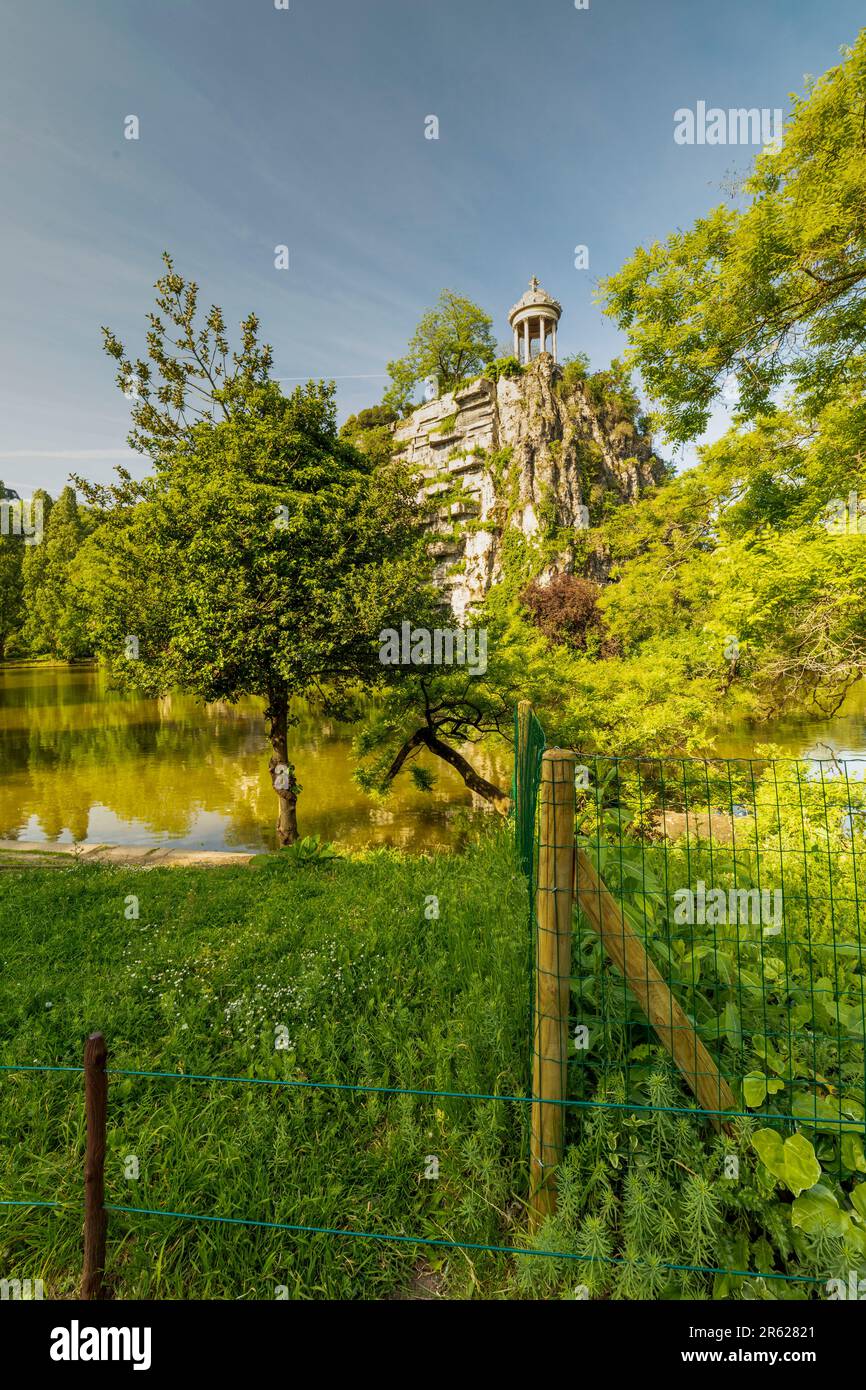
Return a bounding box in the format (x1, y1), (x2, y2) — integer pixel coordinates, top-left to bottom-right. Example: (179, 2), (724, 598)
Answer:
(0, 1197), (825, 1283)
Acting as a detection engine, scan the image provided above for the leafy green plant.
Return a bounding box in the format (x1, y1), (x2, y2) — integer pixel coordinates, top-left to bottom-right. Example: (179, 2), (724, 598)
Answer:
(520, 1066), (866, 1300)
(278, 834), (343, 867)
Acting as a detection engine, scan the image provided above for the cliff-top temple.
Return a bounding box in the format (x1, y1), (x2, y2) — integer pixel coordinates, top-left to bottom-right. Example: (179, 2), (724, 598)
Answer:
(391, 279), (663, 620)
(508, 277), (562, 364)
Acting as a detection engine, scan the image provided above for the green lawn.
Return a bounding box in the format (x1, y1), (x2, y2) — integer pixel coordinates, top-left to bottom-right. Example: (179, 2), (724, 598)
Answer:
(0, 830), (532, 1299)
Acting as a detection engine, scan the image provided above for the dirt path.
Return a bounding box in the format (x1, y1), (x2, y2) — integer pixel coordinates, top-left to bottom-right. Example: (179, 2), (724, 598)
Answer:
(0, 840), (255, 869)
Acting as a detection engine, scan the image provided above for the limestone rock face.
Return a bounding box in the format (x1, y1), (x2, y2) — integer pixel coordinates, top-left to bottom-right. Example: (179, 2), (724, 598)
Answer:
(391, 355), (664, 618)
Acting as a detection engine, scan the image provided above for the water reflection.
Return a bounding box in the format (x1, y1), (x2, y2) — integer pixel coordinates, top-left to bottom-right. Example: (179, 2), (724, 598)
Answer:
(0, 664), (510, 852)
(711, 682), (866, 766)
(3, 665), (863, 852)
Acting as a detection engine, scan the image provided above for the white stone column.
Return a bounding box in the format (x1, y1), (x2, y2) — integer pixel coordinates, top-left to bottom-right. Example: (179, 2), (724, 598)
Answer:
(539, 316), (546, 355)
(523, 319), (530, 364)
(513, 327), (519, 358)
(552, 321), (557, 362)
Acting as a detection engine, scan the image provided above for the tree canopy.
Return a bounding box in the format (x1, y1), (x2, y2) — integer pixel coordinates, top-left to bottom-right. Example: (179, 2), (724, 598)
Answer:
(384, 289), (496, 414)
(601, 34), (866, 442)
(75, 256), (435, 843)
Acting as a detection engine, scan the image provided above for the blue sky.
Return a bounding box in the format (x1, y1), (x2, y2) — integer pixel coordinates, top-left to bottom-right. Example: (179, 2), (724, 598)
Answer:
(0, 0), (862, 495)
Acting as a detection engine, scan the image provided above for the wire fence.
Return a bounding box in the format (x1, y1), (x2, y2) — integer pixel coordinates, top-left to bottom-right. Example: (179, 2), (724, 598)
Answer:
(2, 706), (866, 1298)
(572, 753), (866, 1146)
(515, 715), (866, 1297)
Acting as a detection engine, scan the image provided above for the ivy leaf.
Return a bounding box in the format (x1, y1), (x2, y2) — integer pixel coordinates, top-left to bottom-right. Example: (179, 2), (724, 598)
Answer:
(752, 1129), (821, 1195)
(781, 1133), (823, 1195)
(723, 1002), (742, 1048)
(751, 1128), (786, 1180)
(842, 1133), (866, 1175)
(743, 1072), (767, 1107)
(792, 1186), (850, 1238)
(792, 1093), (865, 1134)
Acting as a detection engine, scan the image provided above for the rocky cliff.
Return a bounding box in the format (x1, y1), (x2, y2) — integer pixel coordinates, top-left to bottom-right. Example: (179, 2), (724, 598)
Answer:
(391, 354), (664, 618)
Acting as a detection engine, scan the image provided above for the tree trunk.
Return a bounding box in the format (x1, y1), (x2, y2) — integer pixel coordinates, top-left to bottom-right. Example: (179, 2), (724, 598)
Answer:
(386, 726), (511, 813)
(422, 730), (511, 813)
(265, 687), (299, 846)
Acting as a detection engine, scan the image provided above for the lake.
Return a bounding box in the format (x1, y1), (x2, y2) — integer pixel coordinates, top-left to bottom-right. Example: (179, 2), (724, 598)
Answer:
(0, 663), (510, 852)
(1, 664), (864, 853)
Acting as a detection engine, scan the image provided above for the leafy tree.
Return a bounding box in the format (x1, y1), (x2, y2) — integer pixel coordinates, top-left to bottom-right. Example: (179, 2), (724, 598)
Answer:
(21, 488), (91, 658)
(77, 255), (433, 844)
(339, 404), (397, 469)
(591, 397), (866, 722)
(521, 574), (616, 655)
(354, 595), (570, 808)
(601, 33), (866, 441)
(0, 483), (25, 659)
(18, 489), (53, 654)
(384, 289), (496, 414)
(356, 670), (512, 810)
(340, 404), (397, 434)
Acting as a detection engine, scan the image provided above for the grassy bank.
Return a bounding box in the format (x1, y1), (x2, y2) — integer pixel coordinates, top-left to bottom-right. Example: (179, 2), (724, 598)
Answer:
(0, 830), (530, 1299)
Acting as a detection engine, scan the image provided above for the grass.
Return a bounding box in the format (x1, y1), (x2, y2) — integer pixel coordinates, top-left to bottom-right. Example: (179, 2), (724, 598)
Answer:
(0, 828), (532, 1300)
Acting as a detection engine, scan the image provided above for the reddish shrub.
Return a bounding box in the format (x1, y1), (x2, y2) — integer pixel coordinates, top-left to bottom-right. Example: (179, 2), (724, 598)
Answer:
(520, 573), (617, 654)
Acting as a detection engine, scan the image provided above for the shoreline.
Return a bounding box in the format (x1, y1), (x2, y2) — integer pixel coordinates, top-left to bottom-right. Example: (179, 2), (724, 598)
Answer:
(0, 839), (255, 868)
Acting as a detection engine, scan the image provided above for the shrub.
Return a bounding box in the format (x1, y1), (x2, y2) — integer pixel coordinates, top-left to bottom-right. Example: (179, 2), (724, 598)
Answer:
(483, 355), (523, 383)
(520, 573), (616, 654)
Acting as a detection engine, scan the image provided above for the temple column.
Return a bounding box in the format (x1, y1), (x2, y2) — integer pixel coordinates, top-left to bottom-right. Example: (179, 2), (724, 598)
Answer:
(508, 279), (562, 368)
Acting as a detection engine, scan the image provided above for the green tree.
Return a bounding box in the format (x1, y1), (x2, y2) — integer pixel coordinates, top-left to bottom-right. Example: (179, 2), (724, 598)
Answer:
(0, 484), (26, 660)
(601, 33), (866, 442)
(77, 255), (434, 844)
(354, 595), (568, 808)
(21, 488), (91, 658)
(18, 490), (53, 655)
(355, 661), (514, 812)
(384, 289), (496, 414)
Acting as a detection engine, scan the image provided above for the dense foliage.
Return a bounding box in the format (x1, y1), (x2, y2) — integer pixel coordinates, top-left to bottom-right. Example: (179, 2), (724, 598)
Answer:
(383, 289), (496, 415)
(520, 755), (866, 1297)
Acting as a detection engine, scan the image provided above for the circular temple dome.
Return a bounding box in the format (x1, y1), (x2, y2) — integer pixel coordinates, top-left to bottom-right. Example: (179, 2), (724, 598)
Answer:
(508, 277), (562, 364)
(508, 276), (562, 327)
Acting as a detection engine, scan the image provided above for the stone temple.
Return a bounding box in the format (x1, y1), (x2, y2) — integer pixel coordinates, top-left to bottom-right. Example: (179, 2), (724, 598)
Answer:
(391, 279), (663, 619)
(508, 276), (562, 364)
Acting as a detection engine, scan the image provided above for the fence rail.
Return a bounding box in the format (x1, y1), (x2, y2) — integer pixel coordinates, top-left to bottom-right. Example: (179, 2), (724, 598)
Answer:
(515, 708), (866, 1296)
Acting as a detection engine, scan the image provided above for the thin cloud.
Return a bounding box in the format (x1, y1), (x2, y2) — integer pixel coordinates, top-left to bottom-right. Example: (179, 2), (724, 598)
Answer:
(0, 449), (137, 461)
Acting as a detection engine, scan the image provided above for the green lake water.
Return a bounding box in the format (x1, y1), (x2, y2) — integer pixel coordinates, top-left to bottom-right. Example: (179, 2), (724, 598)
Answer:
(1, 664), (864, 853)
(0, 664), (510, 852)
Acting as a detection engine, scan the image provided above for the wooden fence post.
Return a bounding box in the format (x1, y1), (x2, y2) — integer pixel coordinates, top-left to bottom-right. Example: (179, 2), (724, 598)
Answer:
(81, 1031), (108, 1299)
(529, 748), (576, 1230)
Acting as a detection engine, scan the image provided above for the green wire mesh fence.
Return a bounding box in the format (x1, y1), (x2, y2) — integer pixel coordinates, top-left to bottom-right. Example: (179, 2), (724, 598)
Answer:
(571, 753), (866, 1149)
(513, 700), (546, 879)
(3, 708), (865, 1299)
(516, 715), (866, 1298)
